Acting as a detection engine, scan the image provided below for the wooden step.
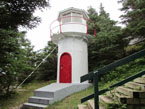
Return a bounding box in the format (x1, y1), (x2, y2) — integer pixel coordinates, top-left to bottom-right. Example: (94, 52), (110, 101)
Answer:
(114, 91), (130, 98)
(125, 82), (145, 91)
(99, 96), (114, 104)
(106, 90), (130, 99)
(117, 86), (145, 98)
(86, 100), (106, 109)
(106, 90), (116, 98)
(116, 86), (142, 98)
(116, 86), (134, 97)
(78, 104), (88, 109)
(113, 91), (133, 104)
(88, 100), (94, 109)
(134, 77), (145, 84)
(99, 95), (120, 109)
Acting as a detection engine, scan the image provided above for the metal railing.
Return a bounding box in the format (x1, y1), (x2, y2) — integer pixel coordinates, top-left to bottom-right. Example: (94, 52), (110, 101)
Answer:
(80, 49), (145, 109)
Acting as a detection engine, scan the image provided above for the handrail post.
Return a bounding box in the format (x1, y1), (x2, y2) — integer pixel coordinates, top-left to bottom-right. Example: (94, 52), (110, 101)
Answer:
(94, 71), (99, 109)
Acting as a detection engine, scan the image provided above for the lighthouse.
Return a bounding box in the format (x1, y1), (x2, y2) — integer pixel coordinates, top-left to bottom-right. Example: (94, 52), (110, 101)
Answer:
(50, 7), (91, 83)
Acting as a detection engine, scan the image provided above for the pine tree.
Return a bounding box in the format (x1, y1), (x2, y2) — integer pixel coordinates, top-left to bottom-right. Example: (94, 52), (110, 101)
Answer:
(0, 0), (50, 95)
(36, 41), (57, 81)
(0, 31), (35, 95)
(119, 0), (145, 37)
(87, 5), (127, 71)
(0, 0), (50, 30)
(99, 3), (109, 18)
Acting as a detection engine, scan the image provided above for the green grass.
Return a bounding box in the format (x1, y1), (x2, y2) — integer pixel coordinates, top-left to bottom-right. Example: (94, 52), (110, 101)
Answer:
(0, 80), (56, 109)
(125, 42), (145, 54)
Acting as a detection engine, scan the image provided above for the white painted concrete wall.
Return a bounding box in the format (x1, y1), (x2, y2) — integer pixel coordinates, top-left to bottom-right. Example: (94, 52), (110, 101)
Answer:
(61, 23), (87, 33)
(57, 37), (88, 83)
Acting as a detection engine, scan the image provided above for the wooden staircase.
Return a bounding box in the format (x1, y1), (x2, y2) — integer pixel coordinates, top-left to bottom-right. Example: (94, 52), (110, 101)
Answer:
(78, 75), (145, 109)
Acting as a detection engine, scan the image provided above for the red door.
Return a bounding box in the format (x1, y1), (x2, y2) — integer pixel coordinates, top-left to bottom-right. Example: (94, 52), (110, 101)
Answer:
(59, 53), (72, 83)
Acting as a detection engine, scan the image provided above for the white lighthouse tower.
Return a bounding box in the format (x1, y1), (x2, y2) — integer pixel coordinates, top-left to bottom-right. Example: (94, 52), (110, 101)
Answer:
(50, 7), (91, 83)
(23, 7), (92, 108)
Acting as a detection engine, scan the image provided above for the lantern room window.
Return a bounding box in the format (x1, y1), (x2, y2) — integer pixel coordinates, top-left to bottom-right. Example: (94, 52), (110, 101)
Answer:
(72, 13), (82, 23)
(62, 13), (71, 24)
(61, 12), (83, 24)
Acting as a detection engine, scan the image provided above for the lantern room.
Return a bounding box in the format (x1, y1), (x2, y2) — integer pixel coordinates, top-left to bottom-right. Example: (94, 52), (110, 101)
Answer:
(50, 7), (90, 43)
(58, 7), (89, 33)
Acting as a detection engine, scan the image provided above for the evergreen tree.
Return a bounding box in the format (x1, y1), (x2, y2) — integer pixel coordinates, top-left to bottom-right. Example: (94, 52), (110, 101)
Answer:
(36, 41), (57, 81)
(87, 5), (127, 71)
(0, 31), (35, 95)
(99, 3), (109, 18)
(16, 33), (36, 83)
(0, 29), (19, 95)
(118, 0), (145, 37)
(0, 0), (50, 30)
(0, 0), (50, 95)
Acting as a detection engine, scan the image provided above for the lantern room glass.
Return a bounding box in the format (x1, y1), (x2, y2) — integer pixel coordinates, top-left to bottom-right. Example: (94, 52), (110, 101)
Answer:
(61, 13), (83, 24)
(62, 13), (71, 24)
(72, 13), (82, 23)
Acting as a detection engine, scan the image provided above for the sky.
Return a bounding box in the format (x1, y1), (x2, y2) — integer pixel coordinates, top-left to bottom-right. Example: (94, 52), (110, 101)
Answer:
(23, 0), (124, 51)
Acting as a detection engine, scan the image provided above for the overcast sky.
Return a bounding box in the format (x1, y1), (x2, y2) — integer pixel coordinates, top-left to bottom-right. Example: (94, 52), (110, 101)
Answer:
(23, 0), (124, 51)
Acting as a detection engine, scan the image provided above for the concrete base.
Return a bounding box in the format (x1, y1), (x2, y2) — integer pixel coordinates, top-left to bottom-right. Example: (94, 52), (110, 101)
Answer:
(23, 83), (91, 109)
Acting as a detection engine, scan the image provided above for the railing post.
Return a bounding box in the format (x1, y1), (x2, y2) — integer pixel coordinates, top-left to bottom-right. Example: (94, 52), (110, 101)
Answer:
(59, 18), (62, 33)
(94, 71), (99, 109)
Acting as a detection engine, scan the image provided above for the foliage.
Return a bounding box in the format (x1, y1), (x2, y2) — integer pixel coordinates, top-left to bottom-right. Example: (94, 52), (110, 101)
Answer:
(0, 30), (35, 95)
(125, 42), (145, 55)
(0, 0), (50, 30)
(0, 0), (50, 96)
(35, 41), (57, 81)
(0, 29), (19, 95)
(87, 5), (128, 71)
(16, 33), (36, 83)
(101, 56), (145, 83)
(118, 0), (145, 38)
